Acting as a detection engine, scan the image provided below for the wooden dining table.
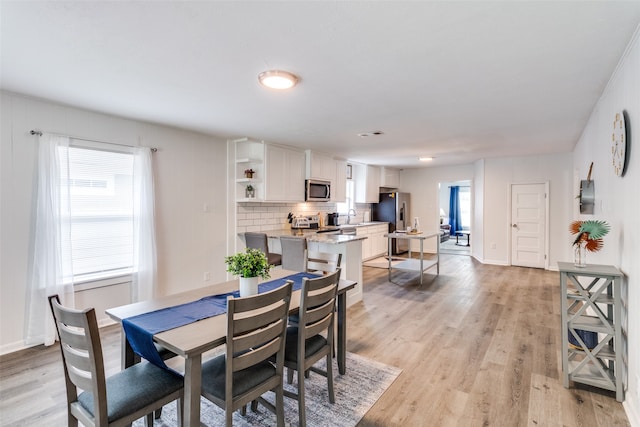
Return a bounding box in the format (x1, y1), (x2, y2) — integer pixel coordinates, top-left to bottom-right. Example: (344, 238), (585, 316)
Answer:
(106, 269), (357, 427)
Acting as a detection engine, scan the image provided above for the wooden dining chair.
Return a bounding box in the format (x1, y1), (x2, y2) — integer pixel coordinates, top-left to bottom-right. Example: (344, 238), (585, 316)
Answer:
(283, 269), (340, 427)
(280, 236), (307, 271)
(48, 295), (184, 427)
(306, 251), (342, 274)
(200, 281), (293, 426)
(245, 232), (282, 266)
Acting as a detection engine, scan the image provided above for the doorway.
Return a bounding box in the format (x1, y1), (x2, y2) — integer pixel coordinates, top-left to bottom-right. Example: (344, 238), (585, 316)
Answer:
(510, 182), (548, 268)
(438, 181), (471, 256)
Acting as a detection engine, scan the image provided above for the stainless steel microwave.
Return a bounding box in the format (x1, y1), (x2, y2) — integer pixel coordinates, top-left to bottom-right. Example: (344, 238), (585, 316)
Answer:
(305, 179), (331, 201)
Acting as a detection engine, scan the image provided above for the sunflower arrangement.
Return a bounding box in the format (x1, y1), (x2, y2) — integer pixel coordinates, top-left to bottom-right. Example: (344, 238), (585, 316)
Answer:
(570, 220), (610, 252)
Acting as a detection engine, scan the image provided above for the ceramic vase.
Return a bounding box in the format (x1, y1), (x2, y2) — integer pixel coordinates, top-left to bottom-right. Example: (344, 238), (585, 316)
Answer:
(239, 276), (259, 297)
(574, 242), (587, 268)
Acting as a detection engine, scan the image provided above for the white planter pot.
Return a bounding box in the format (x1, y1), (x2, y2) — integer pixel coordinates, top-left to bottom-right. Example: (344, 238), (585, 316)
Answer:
(239, 276), (259, 297)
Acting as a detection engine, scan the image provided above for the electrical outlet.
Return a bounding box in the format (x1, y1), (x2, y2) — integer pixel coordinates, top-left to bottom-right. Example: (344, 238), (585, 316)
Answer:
(204, 272), (211, 281)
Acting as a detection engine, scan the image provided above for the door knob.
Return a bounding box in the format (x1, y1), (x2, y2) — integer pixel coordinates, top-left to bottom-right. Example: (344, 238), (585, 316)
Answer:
(512, 224), (518, 228)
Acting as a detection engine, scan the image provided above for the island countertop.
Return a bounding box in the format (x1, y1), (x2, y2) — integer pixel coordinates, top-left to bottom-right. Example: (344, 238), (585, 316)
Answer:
(256, 229), (367, 244)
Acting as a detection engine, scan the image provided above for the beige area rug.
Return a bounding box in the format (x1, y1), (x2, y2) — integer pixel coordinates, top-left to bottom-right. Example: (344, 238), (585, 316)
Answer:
(133, 352), (401, 427)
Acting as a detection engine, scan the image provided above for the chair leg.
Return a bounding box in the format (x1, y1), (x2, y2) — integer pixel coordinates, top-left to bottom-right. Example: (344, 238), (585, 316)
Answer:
(144, 412), (154, 427)
(275, 384), (285, 427)
(297, 366), (307, 427)
(176, 398), (183, 426)
(154, 408), (162, 419)
(287, 366), (294, 384)
(326, 353), (335, 403)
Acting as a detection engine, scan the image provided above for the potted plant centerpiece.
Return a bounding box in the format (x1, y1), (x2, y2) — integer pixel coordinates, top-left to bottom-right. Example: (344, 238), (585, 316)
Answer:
(570, 219), (610, 267)
(225, 248), (272, 296)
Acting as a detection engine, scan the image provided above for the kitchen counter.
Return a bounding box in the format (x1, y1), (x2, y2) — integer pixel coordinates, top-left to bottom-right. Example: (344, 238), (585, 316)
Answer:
(263, 229), (367, 244)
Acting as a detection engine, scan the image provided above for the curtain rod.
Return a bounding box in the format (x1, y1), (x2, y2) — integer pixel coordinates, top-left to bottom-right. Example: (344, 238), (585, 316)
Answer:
(30, 129), (157, 152)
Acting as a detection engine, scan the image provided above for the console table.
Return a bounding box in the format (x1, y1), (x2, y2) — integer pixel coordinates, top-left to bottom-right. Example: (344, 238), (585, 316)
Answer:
(558, 262), (624, 402)
(385, 232), (439, 285)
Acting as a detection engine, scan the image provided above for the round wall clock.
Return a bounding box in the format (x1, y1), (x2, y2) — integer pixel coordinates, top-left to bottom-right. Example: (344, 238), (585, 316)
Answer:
(611, 111), (627, 176)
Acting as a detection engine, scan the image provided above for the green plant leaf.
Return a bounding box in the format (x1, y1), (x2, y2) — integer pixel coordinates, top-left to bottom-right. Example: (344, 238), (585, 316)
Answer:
(578, 220), (610, 240)
(224, 248), (272, 279)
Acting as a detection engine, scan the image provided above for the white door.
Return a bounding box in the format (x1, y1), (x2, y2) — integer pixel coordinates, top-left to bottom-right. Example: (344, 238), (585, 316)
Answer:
(510, 183), (547, 268)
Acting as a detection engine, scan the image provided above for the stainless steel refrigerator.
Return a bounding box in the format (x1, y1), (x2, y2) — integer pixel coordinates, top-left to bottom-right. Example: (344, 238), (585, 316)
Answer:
(372, 192), (410, 254)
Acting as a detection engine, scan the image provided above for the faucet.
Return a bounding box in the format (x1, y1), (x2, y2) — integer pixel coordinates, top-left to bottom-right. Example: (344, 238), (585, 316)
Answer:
(347, 209), (357, 224)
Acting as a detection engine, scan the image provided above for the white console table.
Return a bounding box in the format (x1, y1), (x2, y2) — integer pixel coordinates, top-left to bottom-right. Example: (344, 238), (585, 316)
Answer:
(385, 232), (439, 285)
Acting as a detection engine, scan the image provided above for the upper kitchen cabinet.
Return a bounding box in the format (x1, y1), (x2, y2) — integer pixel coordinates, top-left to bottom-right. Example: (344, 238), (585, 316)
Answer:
(381, 167), (400, 188)
(352, 162), (381, 203)
(333, 159), (347, 202)
(265, 144), (305, 202)
(234, 139), (304, 202)
(306, 150), (336, 182)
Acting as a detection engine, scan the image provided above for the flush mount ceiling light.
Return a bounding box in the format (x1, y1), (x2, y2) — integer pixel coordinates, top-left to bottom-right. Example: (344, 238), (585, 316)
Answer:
(419, 157), (434, 161)
(258, 70), (299, 90)
(357, 131), (384, 137)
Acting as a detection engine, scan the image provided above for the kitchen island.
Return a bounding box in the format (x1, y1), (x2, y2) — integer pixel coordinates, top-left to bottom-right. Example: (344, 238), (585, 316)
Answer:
(249, 229), (366, 307)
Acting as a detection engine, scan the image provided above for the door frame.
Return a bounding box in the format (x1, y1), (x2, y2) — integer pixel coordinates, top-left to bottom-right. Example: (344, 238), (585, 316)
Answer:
(508, 182), (550, 269)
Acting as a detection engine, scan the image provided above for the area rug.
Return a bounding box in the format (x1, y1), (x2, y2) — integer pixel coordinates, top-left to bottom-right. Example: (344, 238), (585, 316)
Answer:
(133, 352), (401, 427)
(439, 239), (471, 255)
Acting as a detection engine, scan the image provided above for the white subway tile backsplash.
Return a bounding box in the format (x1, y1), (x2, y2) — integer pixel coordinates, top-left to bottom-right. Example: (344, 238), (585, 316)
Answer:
(235, 201), (339, 232)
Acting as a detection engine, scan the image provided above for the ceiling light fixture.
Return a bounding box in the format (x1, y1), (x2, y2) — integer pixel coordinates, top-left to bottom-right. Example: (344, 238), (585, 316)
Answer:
(419, 157), (434, 161)
(258, 70), (299, 90)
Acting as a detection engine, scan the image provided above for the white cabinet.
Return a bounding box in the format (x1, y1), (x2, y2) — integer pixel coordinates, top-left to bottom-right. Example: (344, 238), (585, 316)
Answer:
(306, 150), (336, 182)
(265, 144), (305, 202)
(381, 167), (400, 188)
(356, 223), (388, 261)
(333, 159), (347, 202)
(353, 163), (381, 203)
(234, 139), (304, 202)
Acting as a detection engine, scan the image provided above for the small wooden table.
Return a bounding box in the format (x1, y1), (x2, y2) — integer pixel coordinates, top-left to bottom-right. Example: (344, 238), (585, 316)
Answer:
(106, 269), (357, 427)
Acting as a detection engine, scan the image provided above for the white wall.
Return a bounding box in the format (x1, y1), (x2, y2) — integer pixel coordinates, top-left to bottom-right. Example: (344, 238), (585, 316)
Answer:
(479, 153), (573, 267)
(0, 91), (228, 354)
(572, 27), (640, 424)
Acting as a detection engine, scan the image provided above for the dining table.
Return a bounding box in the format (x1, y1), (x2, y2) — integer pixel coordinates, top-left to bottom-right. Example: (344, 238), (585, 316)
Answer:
(105, 269), (357, 427)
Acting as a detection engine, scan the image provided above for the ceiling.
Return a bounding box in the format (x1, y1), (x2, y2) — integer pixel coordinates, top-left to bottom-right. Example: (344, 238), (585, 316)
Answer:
(2, 1), (639, 168)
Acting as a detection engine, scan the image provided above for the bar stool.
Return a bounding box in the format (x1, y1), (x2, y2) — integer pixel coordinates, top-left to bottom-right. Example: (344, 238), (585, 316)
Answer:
(244, 232), (282, 266)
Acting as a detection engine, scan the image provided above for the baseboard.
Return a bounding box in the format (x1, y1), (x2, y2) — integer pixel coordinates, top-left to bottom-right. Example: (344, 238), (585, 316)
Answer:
(0, 340), (36, 356)
(478, 257), (509, 266)
(624, 397), (640, 427)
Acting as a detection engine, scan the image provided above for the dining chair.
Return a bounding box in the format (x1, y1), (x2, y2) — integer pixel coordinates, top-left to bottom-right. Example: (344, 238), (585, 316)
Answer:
(283, 269), (340, 427)
(48, 295), (184, 427)
(200, 281), (293, 427)
(245, 232), (282, 266)
(306, 251), (342, 274)
(280, 236), (307, 271)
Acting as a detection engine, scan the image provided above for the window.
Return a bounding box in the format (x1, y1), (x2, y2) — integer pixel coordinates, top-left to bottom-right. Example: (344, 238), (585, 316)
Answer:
(459, 186), (471, 229)
(336, 179), (355, 214)
(60, 144), (136, 283)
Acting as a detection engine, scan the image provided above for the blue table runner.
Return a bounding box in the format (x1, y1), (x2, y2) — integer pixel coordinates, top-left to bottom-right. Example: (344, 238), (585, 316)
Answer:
(122, 272), (318, 370)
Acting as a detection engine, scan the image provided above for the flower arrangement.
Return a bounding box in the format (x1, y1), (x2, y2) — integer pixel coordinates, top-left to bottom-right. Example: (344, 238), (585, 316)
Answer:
(570, 220), (610, 252)
(224, 248), (272, 279)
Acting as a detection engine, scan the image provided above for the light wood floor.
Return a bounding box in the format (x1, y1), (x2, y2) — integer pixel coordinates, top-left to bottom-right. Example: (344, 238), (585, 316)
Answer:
(0, 254), (630, 426)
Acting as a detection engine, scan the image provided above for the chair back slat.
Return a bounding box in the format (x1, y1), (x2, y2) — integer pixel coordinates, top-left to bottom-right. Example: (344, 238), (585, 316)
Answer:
(299, 270), (340, 333)
(233, 318), (285, 353)
(233, 337), (282, 372)
(234, 303), (287, 336)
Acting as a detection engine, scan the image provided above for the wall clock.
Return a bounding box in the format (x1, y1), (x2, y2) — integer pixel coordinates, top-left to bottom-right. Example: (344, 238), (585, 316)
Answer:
(611, 111), (627, 176)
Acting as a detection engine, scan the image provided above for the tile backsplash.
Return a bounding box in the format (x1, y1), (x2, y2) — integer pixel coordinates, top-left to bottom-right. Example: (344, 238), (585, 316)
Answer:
(236, 202), (371, 233)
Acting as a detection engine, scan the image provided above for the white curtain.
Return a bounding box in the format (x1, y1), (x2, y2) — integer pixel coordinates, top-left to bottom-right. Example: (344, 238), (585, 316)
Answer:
(26, 137), (157, 346)
(26, 134), (75, 346)
(131, 146), (157, 302)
